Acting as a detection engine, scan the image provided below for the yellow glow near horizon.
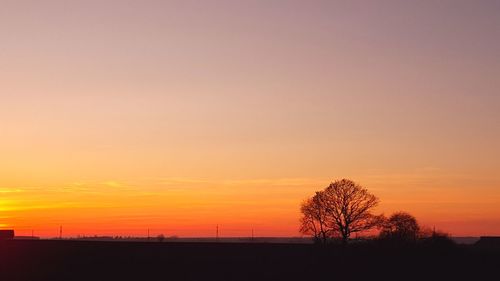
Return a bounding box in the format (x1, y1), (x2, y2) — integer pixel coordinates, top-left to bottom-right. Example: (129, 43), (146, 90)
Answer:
(2, 173), (500, 237)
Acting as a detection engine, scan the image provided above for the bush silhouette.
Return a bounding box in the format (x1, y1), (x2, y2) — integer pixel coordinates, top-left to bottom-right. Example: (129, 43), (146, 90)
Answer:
(379, 212), (420, 243)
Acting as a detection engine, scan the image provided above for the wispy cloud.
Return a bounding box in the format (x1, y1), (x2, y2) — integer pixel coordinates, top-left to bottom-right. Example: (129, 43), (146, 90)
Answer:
(155, 177), (327, 188)
(156, 178), (212, 186)
(0, 188), (24, 193)
(102, 181), (126, 188)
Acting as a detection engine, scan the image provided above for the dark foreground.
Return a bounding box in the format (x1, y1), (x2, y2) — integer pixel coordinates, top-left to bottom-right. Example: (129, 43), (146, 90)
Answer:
(1, 240), (499, 281)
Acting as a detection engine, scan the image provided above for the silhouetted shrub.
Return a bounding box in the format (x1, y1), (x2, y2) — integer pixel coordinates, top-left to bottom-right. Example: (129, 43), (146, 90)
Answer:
(157, 234), (165, 242)
(379, 212), (419, 244)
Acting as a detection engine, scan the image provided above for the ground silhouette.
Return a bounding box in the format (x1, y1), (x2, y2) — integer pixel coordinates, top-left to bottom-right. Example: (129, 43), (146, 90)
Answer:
(1, 239), (499, 281)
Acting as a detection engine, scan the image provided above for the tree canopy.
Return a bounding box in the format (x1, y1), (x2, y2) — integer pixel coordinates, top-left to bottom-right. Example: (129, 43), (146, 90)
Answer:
(380, 212), (420, 242)
(300, 179), (383, 243)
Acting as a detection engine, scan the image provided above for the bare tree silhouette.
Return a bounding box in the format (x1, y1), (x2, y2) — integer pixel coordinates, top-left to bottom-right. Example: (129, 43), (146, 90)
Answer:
(300, 179), (383, 244)
(380, 212), (420, 242)
(323, 179), (382, 244)
(300, 193), (329, 243)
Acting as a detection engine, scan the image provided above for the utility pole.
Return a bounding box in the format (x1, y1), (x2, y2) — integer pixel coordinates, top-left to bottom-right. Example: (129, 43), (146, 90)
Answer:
(59, 225), (63, 239)
(251, 228), (254, 242)
(147, 228), (150, 241)
(32, 229), (34, 238)
(216, 224), (219, 242)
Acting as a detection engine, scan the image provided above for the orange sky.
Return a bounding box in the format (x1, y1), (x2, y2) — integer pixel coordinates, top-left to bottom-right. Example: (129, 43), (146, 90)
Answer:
(1, 1), (499, 237)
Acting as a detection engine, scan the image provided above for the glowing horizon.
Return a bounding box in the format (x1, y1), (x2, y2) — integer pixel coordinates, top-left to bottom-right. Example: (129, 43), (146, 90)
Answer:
(1, 1), (499, 237)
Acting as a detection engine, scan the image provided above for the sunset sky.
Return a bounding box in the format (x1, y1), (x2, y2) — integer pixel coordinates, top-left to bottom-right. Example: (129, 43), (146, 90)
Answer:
(1, 0), (499, 238)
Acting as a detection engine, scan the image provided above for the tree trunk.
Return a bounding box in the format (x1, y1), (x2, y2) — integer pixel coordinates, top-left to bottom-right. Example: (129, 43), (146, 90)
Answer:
(341, 231), (349, 245)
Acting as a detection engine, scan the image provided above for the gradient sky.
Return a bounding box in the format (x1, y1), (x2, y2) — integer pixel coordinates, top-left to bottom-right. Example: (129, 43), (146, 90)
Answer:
(1, 0), (499, 237)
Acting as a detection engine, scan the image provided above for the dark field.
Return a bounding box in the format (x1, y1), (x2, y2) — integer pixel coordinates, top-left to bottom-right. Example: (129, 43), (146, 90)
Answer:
(1, 240), (499, 281)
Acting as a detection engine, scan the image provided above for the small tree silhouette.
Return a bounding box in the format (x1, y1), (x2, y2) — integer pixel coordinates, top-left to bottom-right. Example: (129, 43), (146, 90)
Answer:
(380, 212), (420, 242)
